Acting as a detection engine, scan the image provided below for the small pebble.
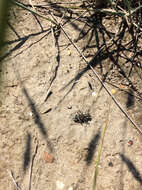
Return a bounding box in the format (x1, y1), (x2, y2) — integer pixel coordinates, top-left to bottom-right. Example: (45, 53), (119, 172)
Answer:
(92, 91), (97, 97)
(73, 38), (77, 43)
(29, 112), (33, 117)
(111, 89), (117, 94)
(68, 186), (73, 190)
(67, 105), (72, 109)
(44, 152), (54, 163)
(108, 162), (113, 167)
(56, 181), (65, 189)
(98, 164), (101, 168)
(67, 49), (71, 56)
(128, 140), (133, 146)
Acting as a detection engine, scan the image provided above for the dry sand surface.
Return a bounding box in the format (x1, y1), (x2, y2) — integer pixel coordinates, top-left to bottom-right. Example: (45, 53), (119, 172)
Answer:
(0, 1), (142, 189)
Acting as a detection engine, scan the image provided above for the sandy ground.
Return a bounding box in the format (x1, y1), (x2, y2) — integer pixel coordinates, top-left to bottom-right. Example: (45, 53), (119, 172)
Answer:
(0, 1), (142, 190)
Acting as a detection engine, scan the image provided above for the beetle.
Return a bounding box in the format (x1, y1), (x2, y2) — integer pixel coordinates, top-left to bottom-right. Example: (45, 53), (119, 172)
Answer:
(73, 110), (92, 124)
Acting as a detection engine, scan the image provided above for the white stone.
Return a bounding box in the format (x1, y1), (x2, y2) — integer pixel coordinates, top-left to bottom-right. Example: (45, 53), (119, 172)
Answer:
(68, 186), (73, 190)
(92, 91), (97, 96)
(56, 181), (65, 189)
(29, 112), (33, 116)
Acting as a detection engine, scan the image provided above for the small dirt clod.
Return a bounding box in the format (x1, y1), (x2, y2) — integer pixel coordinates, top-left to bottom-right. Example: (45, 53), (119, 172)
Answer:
(44, 152), (54, 163)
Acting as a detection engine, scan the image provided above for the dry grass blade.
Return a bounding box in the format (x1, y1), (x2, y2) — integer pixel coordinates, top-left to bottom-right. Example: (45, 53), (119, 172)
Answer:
(28, 144), (38, 190)
(8, 170), (22, 190)
(94, 8), (125, 16)
(131, 5), (142, 15)
(92, 101), (111, 190)
(11, 0), (57, 25)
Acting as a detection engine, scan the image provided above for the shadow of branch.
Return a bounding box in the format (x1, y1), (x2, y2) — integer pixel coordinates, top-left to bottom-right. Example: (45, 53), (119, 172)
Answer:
(120, 153), (142, 184)
(22, 87), (54, 152)
(85, 130), (100, 165)
(23, 133), (31, 171)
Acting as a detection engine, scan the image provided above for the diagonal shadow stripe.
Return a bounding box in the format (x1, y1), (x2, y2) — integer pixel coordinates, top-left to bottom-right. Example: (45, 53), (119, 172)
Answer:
(120, 154), (142, 184)
(23, 133), (31, 171)
(22, 87), (53, 152)
(85, 130), (100, 165)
